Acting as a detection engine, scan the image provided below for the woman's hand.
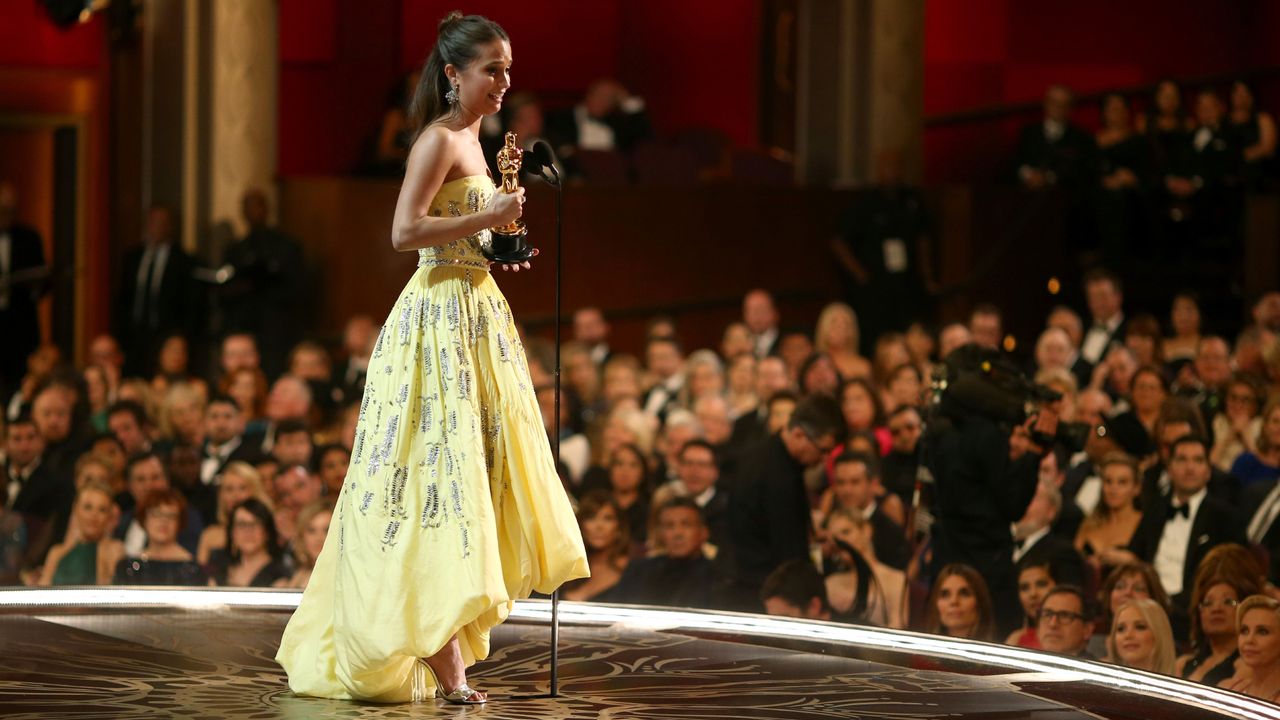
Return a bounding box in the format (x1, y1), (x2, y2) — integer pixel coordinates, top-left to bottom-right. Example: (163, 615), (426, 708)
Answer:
(486, 187), (525, 227)
(498, 247), (539, 273)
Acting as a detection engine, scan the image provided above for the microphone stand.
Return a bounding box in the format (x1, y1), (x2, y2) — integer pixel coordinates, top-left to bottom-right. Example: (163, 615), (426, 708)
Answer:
(537, 158), (564, 699)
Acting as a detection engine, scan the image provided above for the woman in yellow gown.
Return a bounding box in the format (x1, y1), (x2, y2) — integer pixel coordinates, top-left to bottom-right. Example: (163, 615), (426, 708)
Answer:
(276, 12), (588, 705)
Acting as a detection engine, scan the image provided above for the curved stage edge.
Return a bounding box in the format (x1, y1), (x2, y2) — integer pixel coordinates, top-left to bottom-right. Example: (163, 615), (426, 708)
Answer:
(1, 588), (1277, 719)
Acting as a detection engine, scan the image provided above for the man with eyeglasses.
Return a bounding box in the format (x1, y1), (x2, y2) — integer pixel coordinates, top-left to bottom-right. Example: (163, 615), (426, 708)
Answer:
(1036, 585), (1097, 658)
(728, 394), (846, 611)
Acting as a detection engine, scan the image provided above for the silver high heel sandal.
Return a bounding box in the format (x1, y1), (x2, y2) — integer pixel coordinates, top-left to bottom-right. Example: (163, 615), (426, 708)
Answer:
(418, 658), (487, 705)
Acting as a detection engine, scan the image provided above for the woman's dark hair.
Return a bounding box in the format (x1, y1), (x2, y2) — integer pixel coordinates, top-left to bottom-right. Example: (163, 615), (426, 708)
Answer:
(607, 442), (652, 493)
(226, 498), (280, 563)
(837, 377), (885, 431)
(576, 489), (631, 561)
(409, 12), (509, 134)
(923, 563), (996, 641)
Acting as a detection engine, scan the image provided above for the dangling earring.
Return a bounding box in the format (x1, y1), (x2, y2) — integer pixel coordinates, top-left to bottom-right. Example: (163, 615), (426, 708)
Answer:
(445, 83), (459, 105)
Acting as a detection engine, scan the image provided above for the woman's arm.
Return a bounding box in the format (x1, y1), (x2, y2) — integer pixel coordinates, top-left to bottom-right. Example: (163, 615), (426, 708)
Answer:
(391, 127), (522, 252)
(1245, 112), (1277, 162)
(37, 543), (67, 586)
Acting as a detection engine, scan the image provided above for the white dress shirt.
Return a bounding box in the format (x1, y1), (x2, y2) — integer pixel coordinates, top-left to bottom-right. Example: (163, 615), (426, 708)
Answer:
(1154, 487), (1207, 596)
(1081, 312), (1124, 365)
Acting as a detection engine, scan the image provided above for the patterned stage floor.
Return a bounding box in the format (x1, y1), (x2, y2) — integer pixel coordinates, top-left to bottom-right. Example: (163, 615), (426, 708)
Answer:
(1, 588), (1277, 719)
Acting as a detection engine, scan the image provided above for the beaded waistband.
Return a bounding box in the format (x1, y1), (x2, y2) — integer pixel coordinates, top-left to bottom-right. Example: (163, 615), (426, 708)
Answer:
(417, 256), (490, 270)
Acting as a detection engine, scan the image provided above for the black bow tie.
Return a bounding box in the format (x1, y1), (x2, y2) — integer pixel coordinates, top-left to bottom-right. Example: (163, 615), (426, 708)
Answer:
(1167, 502), (1190, 520)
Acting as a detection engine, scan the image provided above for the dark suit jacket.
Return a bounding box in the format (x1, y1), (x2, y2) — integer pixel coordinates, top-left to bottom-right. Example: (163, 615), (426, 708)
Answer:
(1239, 480), (1280, 583)
(599, 555), (719, 609)
(1127, 492), (1244, 608)
(728, 434), (810, 598)
(1013, 121), (1096, 189)
(1141, 464), (1240, 513)
(113, 243), (203, 375)
(1019, 531), (1086, 589)
(870, 506), (909, 571)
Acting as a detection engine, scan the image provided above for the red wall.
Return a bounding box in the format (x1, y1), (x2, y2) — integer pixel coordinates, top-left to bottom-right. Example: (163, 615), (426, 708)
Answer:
(922, 0), (1272, 183)
(279, 0), (762, 176)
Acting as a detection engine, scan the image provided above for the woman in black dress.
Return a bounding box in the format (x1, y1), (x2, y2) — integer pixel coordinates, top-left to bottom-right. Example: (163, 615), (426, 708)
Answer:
(113, 488), (206, 585)
(1227, 81), (1277, 190)
(1096, 93), (1152, 259)
(210, 498), (288, 587)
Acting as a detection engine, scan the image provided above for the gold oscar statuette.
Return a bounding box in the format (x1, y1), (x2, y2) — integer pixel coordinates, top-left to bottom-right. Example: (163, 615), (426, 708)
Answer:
(485, 131), (533, 262)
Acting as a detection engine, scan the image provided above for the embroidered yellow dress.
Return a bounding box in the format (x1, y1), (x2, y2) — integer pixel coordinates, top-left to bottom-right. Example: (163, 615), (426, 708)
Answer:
(276, 175), (589, 702)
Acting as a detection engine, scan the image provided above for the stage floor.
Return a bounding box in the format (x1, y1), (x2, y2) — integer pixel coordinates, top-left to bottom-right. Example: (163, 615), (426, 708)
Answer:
(1, 588), (1277, 719)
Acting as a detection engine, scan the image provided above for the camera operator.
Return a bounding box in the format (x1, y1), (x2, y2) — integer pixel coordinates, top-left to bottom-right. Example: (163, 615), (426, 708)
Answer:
(925, 345), (1061, 633)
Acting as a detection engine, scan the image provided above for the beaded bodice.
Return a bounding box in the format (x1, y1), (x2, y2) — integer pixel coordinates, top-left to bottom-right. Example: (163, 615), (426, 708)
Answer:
(417, 174), (495, 270)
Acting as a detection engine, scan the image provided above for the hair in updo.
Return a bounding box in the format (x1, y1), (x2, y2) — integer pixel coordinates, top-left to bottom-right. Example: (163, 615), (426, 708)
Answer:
(409, 11), (509, 135)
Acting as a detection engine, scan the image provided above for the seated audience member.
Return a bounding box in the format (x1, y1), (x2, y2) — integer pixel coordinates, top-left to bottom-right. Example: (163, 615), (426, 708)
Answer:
(1176, 545), (1265, 685)
(968, 303), (1003, 351)
(730, 395), (845, 606)
(272, 465), (323, 543)
(692, 394), (733, 451)
(114, 452), (204, 556)
(651, 440), (730, 552)
(880, 405), (923, 507)
(761, 559), (831, 620)
(210, 498), (288, 587)
(272, 419), (314, 468)
(882, 363), (923, 414)
(824, 451), (908, 570)
(112, 488), (205, 585)
(1012, 474), (1086, 589)
(1211, 372), (1265, 472)
(197, 461), (271, 565)
(1107, 365), (1167, 459)
(604, 498), (717, 609)
(640, 336), (685, 423)
(724, 352), (758, 420)
(38, 483), (123, 586)
(561, 491), (632, 602)
(1122, 436), (1244, 621)
(1122, 314), (1164, 369)
(777, 328), (815, 384)
(1163, 293), (1203, 363)
(837, 378), (888, 453)
(1006, 556), (1057, 648)
(1106, 598), (1176, 674)
(1074, 453), (1143, 575)
(596, 444), (653, 545)
(0, 501), (26, 584)
(825, 508), (907, 629)
(1230, 398), (1280, 488)
(1037, 584), (1097, 659)
(106, 400), (157, 456)
(1014, 84), (1095, 191)
(220, 366), (268, 423)
(680, 350), (725, 408)
(652, 409), (703, 485)
(1228, 81), (1277, 190)
(1091, 562), (1171, 658)
(5, 414), (63, 542)
(923, 563), (996, 641)
(314, 443), (351, 497)
(812, 302), (872, 381)
(276, 500), (332, 589)
(1220, 595), (1280, 701)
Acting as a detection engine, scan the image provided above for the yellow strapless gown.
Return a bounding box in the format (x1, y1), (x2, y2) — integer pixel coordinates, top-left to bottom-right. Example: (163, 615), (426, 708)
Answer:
(276, 175), (589, 702)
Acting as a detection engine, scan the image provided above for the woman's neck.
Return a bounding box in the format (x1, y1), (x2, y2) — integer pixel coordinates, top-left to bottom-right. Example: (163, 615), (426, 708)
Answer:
(614, 488), (639, 507)
(145, 540), (183, 557)
(948, 623), (976, 639)
(238, 548), (270, 566)
(1259, 448), (1280, 467)
(1208, 632), (1237, 655)
(1108, 504), (1140, 524)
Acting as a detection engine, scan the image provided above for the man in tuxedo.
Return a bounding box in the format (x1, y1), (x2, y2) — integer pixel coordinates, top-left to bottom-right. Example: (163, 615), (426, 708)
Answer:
(4, 414), (65, 532)
(1012, 478), (1086, 589)
(196, 394), (258, 521)
(1124, 435), (1243, 632)
(652, 440), (732, 552)
(743, 289), (781, 359)
(107, 400), (157, 458)
(546, 78), (652, 159)
(1046, 306), (1094, 391)
(1141, 402), (1238, 509)
(727, 357), (791, 455)
(0, 181), (48, 398)
(1242, 478), (1280, 584)
(113, 205), (203, 377)
(334, 316), (375, 405)
(1014, 84), (1095, 191)
(830, 451), (909, 571)
(729, 395), (845, 607)
(641, 336), (684, 423)
(1080, 269), (1126, 366)
(221, 190), (305, 380)
(572, 307), (612, 370)
(1177, 336), (1232, 439)
(1164, 90), (1241, 247)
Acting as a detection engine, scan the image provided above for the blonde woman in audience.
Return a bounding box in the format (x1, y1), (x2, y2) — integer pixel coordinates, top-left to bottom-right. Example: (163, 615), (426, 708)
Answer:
(813, 302), (871, 380)
(1074, 453), (1143, 573)
(1221, 595), (1280, 701)
(1106, 598), (1176, 674)
(600, 354), (644, 413)
(825, 508), (907, 629)
(276, 501), (333, 589)
(82, 364), (113, 432)
(197, 461), (273, 565)
(38, 482), (124, 586)
(561, 491), (632, 602)
(159, 381), (206, 446)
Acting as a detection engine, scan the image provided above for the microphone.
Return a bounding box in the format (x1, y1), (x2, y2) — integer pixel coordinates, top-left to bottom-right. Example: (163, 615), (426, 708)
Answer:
(527, 140), (561, 185)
